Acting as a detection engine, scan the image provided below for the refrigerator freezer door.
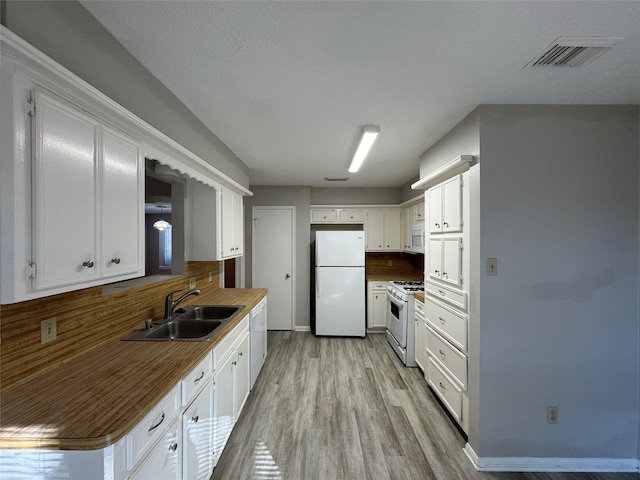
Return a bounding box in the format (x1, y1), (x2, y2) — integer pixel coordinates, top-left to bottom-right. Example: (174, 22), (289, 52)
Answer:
(315, 231), (365, 267)
(315, 266), (365, 336)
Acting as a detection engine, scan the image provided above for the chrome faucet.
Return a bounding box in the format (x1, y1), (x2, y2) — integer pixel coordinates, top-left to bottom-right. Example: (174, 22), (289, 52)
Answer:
(164, 289), (201, 318)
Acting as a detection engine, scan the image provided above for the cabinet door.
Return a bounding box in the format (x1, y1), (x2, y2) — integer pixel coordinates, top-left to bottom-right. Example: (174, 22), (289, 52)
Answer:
(221, 187), (235, 258)
(311, 209), (338, 223)
(338, 209), (365, 223)
(442, 175), (462, 232)
(365, 210), (384, 251)
(441, 237), (462, 286)
(428, 239), (442, 280)
(101, 126), (143, 278)
(383, 208), (401, 250)
(33, 90), (99, 290)
(129, 422), (180, 480)
(234, 332), (250, 418)
(428, 184), (442, 233)
(371, 289), (387, 328)
(183, 383), (214, 480)
(213, 355), (235, 463)
(415, 201), (425, 222)
(250, 300), (267, 389)
(232, 190), (243, 256)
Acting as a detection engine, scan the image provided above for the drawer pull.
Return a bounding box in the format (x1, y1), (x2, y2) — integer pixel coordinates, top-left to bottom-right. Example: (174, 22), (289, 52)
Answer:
(194, 371), (205, 383)
(439, 317), (446, 324)
(169, 442), (178, 452)
(439, 382), (446, 392)
(148, 412), (165, 432)
(82, 260), (94, 268)
(438, 290), (445, 296)
(439, 349), (446, 360)
(232, 360), (237, 366)
(238, 351), (243, 357)
(192, 415), (199, 423)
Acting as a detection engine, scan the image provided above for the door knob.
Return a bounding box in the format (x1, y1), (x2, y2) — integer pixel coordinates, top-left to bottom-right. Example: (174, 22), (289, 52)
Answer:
(285, 273), (291, 279)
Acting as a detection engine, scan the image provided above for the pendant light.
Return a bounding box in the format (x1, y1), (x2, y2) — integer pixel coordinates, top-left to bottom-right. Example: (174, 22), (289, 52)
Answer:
(153, 206), (172, 231)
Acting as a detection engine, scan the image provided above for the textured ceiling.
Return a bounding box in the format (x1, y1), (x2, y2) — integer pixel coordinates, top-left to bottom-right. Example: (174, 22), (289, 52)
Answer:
(81, 1), (640, 188)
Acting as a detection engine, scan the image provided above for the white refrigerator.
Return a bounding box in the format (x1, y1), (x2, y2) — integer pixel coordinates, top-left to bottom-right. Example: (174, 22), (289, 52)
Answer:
(314, 230), (366, 337)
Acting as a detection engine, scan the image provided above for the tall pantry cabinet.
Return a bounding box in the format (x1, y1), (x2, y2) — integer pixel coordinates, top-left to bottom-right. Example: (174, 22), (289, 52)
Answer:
(416, 157), (477, 435)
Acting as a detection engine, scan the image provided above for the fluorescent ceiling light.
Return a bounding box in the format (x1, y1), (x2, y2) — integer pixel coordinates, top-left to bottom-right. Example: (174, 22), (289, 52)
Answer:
(348, 126), (380, 173)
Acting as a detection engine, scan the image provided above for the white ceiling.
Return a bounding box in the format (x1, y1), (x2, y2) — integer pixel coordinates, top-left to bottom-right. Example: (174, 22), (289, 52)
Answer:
(81, 1), (640, 188)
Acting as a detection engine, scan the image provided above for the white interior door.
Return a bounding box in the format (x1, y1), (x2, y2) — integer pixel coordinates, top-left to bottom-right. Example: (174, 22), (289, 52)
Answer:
(252, 207), (294, 330)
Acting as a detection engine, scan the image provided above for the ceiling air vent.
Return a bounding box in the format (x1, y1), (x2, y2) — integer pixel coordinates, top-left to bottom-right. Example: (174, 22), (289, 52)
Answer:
(526, 37), (622, 68)
(324, 177), (349, 182)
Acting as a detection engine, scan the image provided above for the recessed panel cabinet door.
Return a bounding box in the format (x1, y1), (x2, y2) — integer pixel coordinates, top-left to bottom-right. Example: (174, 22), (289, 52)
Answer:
(33, 91), (99, 290)
(102, 126), (143, 278)
(129, 422), (180, 480)
(441, 237), (462, 286)
(183, 383), (214, 480)
(235, 332), (250, 417)
(428, 239), (442, 280)
(428, 184), (442, 233)
(213, 355), (235, 465)
(442, 175), (462, 233)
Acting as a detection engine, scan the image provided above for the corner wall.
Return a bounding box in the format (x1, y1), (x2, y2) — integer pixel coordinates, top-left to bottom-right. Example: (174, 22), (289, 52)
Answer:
(477, 105), (639, 463)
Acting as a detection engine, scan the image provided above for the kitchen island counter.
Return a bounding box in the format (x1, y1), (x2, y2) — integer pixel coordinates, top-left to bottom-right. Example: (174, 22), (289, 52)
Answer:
(0, 288), (267, 450)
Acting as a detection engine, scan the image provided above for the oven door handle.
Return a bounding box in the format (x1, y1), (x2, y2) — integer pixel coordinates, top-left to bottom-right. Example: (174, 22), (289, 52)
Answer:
(386, 291), (405, 309)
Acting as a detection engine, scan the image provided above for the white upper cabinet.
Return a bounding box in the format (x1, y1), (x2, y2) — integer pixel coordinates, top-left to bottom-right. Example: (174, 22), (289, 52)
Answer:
(365, 208), (401, 252)
(428, 175), (462, 234)
(310, 208), (365, 224)
(102, 126), (144, 278)
(32, 90), (101, 290)
(30, 90), (144, 294)
(429, 237), (463, 287)
(189, 182), (244, 261)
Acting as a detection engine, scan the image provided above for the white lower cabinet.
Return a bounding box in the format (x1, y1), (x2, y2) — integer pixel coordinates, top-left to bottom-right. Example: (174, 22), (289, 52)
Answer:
(129, 421), (180, 480)
(213, 351), (235, 464)
(182, 381), (214, 480)
(414, 299), (427, 371)
(367, 281), (388, 329)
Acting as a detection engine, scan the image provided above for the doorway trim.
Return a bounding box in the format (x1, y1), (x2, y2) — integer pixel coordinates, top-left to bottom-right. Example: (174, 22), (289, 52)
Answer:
(251, 206), (296, 331)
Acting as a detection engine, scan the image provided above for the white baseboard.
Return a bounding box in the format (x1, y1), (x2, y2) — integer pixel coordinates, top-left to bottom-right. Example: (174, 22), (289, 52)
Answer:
(294, 326), (311, 332)
(464, 444), (640, 473)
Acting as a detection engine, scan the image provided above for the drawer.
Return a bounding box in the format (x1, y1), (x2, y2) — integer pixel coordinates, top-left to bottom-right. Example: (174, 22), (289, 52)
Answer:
(415, 299), (425, 321)
(311, 209), (338, 223)
(181, 353), (212, 407)
(369, 282), (387, 291)
(425, 280), (467, 310)
(426, 357), (462, 422)
(426, 324), (467, 389)
(213, 316), (249, 369)
(126, 384), (180, 469)
(424, 297), (467, 351)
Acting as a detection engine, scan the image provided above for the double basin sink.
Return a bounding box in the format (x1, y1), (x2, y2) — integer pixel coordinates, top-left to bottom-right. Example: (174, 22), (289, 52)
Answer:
(122, 305), (245, 342)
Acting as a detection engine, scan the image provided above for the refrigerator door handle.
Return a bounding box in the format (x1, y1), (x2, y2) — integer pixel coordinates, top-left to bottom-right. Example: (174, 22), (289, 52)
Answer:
(316, 269), (320, 298)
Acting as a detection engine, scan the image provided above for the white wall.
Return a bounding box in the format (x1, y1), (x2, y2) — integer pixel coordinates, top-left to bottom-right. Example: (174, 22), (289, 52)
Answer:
(476, 105), (639, 461)
(2, 0), (249, 188)
(244, 186), (311, 329)
(310, 187), (401, 205)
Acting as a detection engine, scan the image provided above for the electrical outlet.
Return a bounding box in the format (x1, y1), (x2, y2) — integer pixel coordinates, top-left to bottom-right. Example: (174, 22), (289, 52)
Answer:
(388, 260), (393, 266)
(208, 271), (213, 282)
(547, 406), (558, 424)
(486, 257), (498, 275)
(41, 317), (57, 344)
(189, 277), (197, 289)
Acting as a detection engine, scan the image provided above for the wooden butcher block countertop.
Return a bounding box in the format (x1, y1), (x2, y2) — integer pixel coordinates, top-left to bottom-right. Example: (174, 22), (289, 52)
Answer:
(0, 288), (267, 451)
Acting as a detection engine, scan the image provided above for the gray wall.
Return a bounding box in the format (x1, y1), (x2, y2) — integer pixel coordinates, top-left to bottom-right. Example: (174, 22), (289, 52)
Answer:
(421, 105), (640, 461)
(244, 186), (312, 329)
(2, 0), (249, 188)
(310, 187), (401, 205)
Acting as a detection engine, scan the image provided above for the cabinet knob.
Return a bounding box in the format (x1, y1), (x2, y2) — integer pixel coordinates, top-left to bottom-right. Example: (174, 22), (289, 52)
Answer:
(110, 257), (121, 264)
(169, 443), (178, 452)
(285, 273), (291, 279)
(439, 382), (446, 392)
(82, 260), (94, 268)
(443, 222), (449, 228)
(192, 415), (199, 423)
(232, 361), (237, 366)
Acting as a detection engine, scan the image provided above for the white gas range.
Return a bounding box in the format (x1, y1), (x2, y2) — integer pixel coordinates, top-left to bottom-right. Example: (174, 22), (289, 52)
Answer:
(386, 280), (424, 367)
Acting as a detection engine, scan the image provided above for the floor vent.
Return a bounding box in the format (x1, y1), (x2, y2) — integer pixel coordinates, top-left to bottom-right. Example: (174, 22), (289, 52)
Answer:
(525, 36), (622, 68)
(324, 177), (349, 182)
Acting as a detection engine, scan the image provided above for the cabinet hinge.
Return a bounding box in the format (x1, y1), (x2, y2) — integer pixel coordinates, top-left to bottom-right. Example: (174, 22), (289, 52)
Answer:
(459, 238), (463, 249)
(27, 262), (37, 279)
(460, 218), (463, 227)
(26, 100), (36, 116)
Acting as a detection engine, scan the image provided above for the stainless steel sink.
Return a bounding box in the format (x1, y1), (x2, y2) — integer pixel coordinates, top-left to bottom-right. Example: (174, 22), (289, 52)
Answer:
(145, 319), (223, 340)
(173, 305), (243, 320)
(122, 304), (245, 342)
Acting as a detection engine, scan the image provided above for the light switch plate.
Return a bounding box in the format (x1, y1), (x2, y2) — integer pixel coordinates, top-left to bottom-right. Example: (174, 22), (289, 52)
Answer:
(486, 257), (498, 275)
(41, 317), (57, 344)
(189, 277), (197, 289)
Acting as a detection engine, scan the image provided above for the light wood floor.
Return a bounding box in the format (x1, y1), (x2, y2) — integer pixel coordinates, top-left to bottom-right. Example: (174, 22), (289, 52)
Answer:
(212, 332), (639, 480)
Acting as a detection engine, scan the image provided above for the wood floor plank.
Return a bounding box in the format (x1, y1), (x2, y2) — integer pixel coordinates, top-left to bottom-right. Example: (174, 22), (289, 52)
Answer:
(211, 332), (640, 480)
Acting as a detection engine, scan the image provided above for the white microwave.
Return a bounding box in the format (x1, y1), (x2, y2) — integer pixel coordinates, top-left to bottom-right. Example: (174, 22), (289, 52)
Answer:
(410, 223), (425, 253)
